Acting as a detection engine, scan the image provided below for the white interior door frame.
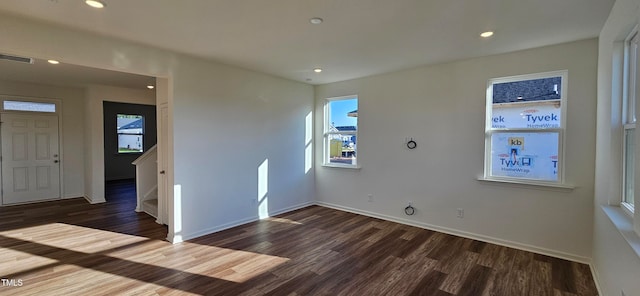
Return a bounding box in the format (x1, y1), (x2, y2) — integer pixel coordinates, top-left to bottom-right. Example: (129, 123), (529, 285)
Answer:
(156, 103), (168, 224)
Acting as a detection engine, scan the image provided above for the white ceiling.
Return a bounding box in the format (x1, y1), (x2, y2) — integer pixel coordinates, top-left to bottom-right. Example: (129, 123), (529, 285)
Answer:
(0, 58), (155, 89)
(0, 0), (615, 86)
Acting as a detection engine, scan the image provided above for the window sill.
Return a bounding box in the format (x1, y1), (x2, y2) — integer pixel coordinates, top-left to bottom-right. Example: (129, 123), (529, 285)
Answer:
(322, 163), (361, 170)
(601, 205), (640, 259)
(477, 177), (575, 191)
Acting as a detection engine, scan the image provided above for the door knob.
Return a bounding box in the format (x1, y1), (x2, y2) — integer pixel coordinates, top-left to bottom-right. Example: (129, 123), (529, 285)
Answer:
(160, 170), (165, 174)
(54, 160), (59, 163)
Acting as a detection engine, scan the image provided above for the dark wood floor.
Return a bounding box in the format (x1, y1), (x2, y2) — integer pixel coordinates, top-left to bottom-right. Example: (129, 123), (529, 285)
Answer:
(0, 181), (598, 295)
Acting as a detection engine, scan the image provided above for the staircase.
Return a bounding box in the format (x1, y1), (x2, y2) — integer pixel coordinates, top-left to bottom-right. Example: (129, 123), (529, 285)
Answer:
(132, 145), (158, 219)
(142, 189), (158, 217)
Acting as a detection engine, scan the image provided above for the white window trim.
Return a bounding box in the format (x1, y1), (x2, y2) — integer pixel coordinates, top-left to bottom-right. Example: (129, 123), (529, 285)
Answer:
(481, 70), (569, 187)
(0, 95), (61, 115)
(622, 201), (635, 217)
(602, 25), (640, 252)
(116, 114), (145, 154)
(622, 124), (635, 214)
(623, 28), (639, 125)
(622, 26), (639, 215)
(323, 95), (359, 169)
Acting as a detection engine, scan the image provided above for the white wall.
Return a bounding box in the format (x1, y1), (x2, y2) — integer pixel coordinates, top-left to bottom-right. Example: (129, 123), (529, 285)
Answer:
(593, 0), (640, 295)
(84, 85), (155, 202)
(170, 56), (315, 241)
(0, 80), (85, 198)
(0, 13), (315, 241)
(315, 39), (598, 262)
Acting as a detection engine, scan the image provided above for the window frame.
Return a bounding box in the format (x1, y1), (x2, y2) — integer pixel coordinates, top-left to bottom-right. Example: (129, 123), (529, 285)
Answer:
(323, 95), (359, 168)
(0, 96), (60, 115)
(483, 70), (568, 186)
(116, 114), (145, 154)
(622, 27), (638, 215)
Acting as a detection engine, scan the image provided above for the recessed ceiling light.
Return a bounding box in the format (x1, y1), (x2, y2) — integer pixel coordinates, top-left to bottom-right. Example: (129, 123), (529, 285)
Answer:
(480, 31), (494, 38)
(85, 0), (105, 8)
(47, 60), (60, 64)
(309, 17), (323, 25)
(147, 85), (155, 89)
(313, 68), (322, 73)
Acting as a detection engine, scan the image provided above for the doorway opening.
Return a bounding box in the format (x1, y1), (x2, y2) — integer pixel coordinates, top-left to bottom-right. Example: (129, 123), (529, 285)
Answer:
(103, 101), (156, 205)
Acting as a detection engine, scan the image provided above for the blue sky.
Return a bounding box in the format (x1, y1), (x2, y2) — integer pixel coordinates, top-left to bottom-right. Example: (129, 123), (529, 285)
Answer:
(330, 98), (357, 127)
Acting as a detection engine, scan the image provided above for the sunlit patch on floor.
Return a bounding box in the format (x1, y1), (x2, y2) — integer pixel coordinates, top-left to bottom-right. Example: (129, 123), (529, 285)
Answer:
(265, 217), (303, 225)
(0, 222), (290, 294)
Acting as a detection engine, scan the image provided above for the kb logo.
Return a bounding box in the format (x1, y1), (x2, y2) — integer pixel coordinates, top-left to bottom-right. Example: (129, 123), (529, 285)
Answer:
(508, 137), (524, 149)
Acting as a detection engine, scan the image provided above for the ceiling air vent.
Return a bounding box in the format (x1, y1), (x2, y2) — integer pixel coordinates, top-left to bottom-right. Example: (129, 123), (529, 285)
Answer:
(0, 54), (34, 64)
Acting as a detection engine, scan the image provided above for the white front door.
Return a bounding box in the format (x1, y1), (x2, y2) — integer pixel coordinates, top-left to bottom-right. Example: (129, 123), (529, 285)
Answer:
(1, 113), (60, 205)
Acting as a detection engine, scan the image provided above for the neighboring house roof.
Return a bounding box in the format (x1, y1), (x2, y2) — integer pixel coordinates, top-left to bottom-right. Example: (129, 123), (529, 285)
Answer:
(119, 119), (143, 130)
(493, 77), (561, 103)
(347, 110), (358, 117)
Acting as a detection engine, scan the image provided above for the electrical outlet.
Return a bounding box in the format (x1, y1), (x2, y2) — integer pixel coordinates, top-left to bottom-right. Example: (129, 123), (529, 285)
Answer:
(457, 208), (464, 218)
(367, 194), (373, 202)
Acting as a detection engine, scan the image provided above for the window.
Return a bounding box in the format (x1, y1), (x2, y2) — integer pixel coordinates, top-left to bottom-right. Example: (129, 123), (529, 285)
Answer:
(623, 30), (638, 212)
(484, 71), (566, 184)
(3, 100), (56, 113)
(324, 96), (358, 167)
(117, 114), (144, 153)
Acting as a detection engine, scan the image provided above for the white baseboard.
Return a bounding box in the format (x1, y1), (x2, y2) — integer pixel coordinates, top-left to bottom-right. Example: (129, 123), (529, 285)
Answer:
(269, 201), (315, 217)
(169, 201), (315, 244)
(167, 233), (182, 244)
(315, 201), (592, 264)
(178, 216), (258, 243)
(83, 195), (106, 204)
(63, 194), (84, 199)
(589, 262), (603, 296)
